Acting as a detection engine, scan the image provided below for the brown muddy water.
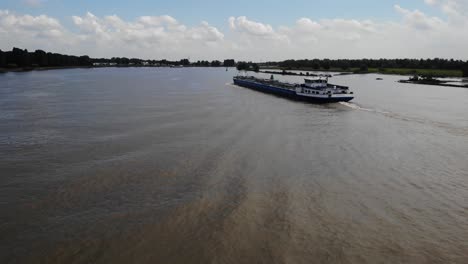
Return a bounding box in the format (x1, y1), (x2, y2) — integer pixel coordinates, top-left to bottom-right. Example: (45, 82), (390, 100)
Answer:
(1, 68), (468, 263)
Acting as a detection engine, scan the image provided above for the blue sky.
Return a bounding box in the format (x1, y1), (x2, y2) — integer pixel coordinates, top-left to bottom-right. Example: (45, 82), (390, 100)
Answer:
(3, 0), (443, 28)
(1, 0), (467, 60)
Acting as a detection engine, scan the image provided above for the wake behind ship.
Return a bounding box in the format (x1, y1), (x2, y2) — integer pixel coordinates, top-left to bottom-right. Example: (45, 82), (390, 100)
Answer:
(233, 75), (354, 103)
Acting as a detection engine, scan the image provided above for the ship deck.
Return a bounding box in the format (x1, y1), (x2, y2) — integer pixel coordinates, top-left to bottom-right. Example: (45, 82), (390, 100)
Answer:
(234, 77), (296, 90)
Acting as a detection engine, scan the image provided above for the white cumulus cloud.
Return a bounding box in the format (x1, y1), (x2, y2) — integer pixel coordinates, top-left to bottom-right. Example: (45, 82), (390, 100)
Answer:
(1, 1), (468, 60)
(68, 12), (225, 58)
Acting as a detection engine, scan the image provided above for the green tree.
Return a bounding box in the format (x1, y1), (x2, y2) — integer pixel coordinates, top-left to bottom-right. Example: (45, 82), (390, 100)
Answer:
(252, 63), (260, 72)
(462, 62), (468, 77)
(11, 47), (24, 67)
(236, 61), (249, 71)
(359, 64), (368, 72)
(211, 60), (221, 67)
(34, 50), (48, 66)
(340, 61), (350, 70)
(180, 59), (190, 66)
(79, 56), (91, 66)
(0, 49), (5, 67)
(223, 59), (235, 67)
(322, 59), (331, 70)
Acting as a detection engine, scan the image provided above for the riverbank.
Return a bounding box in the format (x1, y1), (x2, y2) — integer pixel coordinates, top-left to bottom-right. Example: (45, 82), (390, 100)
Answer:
(0, 65), (179, 73)
(0, 66), (94, 73)
(260, 66), (463, 78)
(367, 68), (463, 77)
(399, 77), (468, 88)
(259, 70), (332, 77)
(0, 65), (237, 74)
(256, 67), (467, 88)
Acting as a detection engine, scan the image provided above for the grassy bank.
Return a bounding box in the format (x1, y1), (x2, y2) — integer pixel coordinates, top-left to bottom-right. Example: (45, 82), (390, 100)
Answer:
(261, 66), (463, 78)
(365, 68), (462, 77)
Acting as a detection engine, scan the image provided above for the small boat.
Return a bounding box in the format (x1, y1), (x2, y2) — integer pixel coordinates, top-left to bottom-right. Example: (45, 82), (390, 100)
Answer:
(376, 78), (383, 80)
(233, 75), (354, 103)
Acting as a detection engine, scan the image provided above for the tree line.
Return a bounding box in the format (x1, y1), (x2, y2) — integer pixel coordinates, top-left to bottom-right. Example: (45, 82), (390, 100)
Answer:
(0, 47), (237, 69)
(236, 62), (260, 72)
(1, 47), (467, 77)
(0, 48), (92, 68)
(92, 57), (234, 67)
(264, 58), (468, 76)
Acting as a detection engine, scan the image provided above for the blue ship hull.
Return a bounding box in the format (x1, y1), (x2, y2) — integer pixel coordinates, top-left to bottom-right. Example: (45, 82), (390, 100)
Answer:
(233, 78), (353, 103)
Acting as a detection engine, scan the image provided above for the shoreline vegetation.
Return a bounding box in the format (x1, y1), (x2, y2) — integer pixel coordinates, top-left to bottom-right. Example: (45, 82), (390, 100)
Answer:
(1, 47), (467, 88)
(0, 47), (237, 74)
(257, 67), (467, 88)
(259, 69), (333, 77)
(398, 75), (468, 88)
(0, 66), (94, 73)
(260, 59), (468, 78)
(259, 66), (464, 78)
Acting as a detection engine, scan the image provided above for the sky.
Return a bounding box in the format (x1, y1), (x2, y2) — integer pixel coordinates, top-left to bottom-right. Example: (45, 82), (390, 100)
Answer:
(1, 0), (468, 60)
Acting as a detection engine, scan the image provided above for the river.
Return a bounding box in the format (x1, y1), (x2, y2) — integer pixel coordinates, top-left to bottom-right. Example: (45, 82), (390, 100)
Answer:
(1, 67), (467, 263)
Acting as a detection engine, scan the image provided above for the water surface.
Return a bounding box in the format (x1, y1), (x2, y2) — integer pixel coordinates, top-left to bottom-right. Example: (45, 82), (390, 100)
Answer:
(1, 68), (467, 263)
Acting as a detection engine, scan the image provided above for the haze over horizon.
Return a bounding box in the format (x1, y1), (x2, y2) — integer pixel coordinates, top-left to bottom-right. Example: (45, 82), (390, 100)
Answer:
(1, 0), (468, 61)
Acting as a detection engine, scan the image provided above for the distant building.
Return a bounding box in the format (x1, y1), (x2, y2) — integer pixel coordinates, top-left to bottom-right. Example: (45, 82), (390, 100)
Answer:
(93, 62), (117, 66)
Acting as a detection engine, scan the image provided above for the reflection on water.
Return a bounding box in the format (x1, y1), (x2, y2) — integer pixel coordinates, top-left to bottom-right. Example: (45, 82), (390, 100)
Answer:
(1, 68), (468, 263)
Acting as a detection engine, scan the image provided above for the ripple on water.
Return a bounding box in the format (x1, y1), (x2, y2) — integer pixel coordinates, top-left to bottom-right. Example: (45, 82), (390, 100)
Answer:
(1, 68), (468, 263)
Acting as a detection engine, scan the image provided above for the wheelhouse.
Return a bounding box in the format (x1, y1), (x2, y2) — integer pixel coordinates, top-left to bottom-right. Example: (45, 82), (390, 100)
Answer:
(304, 78), (328, 88)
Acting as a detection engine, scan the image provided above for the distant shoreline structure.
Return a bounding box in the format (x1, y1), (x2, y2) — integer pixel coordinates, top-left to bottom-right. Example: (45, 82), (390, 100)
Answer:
(0, 47), (236, 74)
(1, 47), (467, 79)
(0, 65), (235, 74)
(258, 67), (466, 78)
